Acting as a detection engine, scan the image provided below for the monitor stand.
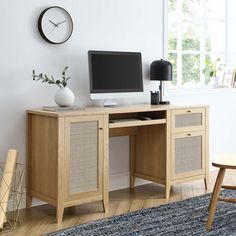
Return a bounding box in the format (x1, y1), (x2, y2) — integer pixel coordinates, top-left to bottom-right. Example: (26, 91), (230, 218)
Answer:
(103, 99), (117, 107)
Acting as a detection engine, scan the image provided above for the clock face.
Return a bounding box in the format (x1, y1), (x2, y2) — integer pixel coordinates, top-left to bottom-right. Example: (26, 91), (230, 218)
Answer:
(38, 6), (73, 44)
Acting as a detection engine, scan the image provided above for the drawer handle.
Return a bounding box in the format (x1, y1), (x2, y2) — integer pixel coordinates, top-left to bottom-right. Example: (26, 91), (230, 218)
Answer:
(187, 110), (191, 113)
(187, 133), (191, 136)
(99, 127), (104, 130)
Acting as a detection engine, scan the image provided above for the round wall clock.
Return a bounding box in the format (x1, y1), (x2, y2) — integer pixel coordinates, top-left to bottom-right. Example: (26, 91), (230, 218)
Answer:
(38, 6), (73, 44)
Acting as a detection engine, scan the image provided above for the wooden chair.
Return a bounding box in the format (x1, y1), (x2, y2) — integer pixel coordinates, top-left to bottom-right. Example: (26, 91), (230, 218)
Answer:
(206, 155), (236, 230)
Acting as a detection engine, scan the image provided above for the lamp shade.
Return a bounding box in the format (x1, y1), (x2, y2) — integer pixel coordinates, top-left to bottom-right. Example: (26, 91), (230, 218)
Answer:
(150, 59), (172, 81)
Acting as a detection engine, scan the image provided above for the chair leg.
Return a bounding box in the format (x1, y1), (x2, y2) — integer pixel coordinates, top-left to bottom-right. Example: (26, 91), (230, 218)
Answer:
(206, 168), (226, 230)
(208, 171), (221, 211)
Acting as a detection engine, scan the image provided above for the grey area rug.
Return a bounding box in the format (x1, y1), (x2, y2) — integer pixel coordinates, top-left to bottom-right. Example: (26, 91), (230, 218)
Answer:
(45, 190), (236, 236)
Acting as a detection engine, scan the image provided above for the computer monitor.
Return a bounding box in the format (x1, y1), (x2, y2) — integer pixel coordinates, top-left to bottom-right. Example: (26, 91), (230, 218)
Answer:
(88, 50), (143, 106)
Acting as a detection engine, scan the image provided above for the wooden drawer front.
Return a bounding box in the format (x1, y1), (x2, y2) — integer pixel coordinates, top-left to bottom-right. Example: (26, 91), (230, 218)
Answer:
(171, 131), (205, 180)
(172, 108), (205, 132)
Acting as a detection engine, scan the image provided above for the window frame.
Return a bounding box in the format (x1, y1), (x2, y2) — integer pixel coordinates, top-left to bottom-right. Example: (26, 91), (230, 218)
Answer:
(164, 0), (228, 91)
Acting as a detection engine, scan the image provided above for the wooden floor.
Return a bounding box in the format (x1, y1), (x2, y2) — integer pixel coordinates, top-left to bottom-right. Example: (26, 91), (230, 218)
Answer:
(2, 170), (236, 236)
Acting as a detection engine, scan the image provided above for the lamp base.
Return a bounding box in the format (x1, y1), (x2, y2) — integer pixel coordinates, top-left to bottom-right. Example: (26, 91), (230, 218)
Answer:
(159, 101), (170, 105)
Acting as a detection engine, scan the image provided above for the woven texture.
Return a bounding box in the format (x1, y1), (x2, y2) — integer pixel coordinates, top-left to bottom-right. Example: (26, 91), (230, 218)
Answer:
(175, 113), (202, 127)
(175, 136), (202, 174)
(69, 121), (98, 194)
(45, 190), (236, 236)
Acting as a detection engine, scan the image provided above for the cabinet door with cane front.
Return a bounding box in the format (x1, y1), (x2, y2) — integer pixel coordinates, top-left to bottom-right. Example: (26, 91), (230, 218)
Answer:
(171, 131), (205, 180)
(64, 115), (104, 203)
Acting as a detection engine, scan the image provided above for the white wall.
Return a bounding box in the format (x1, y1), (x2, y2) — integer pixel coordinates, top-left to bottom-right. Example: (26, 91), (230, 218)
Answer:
(227, 0), (236, 63)
(0, 0), (164, 199)
(1, 0), (236, 207)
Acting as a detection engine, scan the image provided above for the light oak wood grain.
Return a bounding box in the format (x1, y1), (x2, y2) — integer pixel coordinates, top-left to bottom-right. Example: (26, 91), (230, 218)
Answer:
(171, 108), (205, 133)
(28, 104), (208, 117)
(206, 168), (226, 230)
(102, 114), (109, 213)
(135, 124), (166, 181)
(212, 155), (236, 169)
(27, 115), (58, 206)
(171, 131), (206, 180)
(28, 113), (106, 224)
(3, 170), (236, 236)
(204, 107), (209, 190)
(27, 104), (208, 223)
(207, 155), (236, 230)
(109, 118), (166, 128)
(170, 107), (209, 192)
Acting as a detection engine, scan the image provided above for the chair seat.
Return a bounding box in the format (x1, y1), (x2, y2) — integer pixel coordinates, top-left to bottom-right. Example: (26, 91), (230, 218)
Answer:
(212, 155), (236, 169)
(206, 154), (236, 230)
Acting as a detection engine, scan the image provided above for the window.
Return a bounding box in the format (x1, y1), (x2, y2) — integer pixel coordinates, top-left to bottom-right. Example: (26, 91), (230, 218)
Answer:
(167, 0), (226, 88)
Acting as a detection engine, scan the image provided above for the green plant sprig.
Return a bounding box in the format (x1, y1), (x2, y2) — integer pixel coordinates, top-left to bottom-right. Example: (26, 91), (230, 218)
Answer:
(202, 58), (224, 78)
(32, 66), (71, 88)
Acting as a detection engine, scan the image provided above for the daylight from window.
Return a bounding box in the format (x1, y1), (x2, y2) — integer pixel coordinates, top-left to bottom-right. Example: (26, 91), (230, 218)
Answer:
(167, 0), (226, 88)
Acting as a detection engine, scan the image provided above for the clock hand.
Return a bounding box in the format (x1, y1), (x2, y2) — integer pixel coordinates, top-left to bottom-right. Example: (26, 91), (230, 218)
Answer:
(56, 20), (67, 26)
(49, 20), (59, 27)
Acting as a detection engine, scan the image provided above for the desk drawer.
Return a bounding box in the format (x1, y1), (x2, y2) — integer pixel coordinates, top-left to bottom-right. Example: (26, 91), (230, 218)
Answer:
(171, 108), (205, 132)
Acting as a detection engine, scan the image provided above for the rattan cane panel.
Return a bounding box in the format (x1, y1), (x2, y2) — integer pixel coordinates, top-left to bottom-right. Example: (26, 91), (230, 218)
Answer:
(175, 113), (202, 128)
(69, 121), (98, 194)
(175, 136), (202, 174)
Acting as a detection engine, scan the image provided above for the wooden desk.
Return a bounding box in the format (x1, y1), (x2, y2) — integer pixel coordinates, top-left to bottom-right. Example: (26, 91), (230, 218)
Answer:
(27, 104), (209, 223)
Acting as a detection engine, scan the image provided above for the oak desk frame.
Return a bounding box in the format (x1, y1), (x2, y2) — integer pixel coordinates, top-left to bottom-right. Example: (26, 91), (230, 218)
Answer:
(27, 104), (209, 223)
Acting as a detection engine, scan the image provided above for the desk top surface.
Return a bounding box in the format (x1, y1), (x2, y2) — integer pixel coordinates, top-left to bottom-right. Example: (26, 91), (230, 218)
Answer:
(28, 103), (208, 117)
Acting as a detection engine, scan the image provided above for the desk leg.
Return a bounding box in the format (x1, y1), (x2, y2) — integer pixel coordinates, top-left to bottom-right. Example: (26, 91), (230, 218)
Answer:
(103, 115), (109, 213)
(130, 135), (136, 189)
(102, 199), (109, 213)
(204, 158), (209, 191)
(26, 192), (32, 208)
(130, 176), (135, 189)
(56, 205), (64, 224)
(204, 176), (209, 190)
(102, 150), (109, 214)
(165, 184), (171, 201)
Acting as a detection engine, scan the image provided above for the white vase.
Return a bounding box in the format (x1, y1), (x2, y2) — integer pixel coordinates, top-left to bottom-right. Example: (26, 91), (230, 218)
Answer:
(54, 87), (75, 107)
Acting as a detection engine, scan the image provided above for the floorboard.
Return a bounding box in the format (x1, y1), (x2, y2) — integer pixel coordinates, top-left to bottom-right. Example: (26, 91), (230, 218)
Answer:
(2, 170), (236, 236)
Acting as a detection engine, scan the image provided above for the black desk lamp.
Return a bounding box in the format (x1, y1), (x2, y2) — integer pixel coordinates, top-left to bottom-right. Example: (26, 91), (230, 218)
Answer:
(150, 59), (172, 105)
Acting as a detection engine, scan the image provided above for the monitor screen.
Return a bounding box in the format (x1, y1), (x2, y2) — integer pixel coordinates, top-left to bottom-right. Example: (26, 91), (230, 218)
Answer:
(88, 51), (143, 93)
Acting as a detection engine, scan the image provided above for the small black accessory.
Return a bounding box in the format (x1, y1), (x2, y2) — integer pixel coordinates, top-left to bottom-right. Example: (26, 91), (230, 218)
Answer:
(150, 59), (172, 105)
(150, 91), (159, 105)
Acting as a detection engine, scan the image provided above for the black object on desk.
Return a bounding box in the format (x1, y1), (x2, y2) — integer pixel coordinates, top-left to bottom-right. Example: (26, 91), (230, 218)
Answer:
(150, 59), (172, 104)
(151, 91), (159, 105)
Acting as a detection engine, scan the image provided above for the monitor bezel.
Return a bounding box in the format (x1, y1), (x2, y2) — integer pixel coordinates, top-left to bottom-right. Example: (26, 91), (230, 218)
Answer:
(88, 50), (144, 93)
